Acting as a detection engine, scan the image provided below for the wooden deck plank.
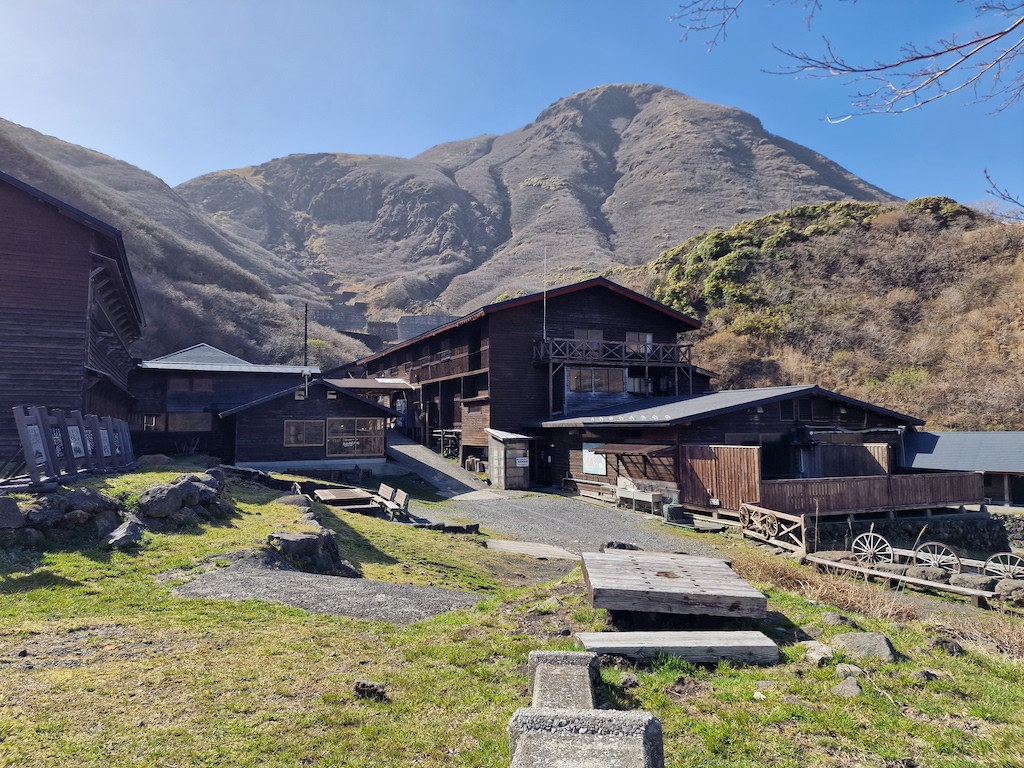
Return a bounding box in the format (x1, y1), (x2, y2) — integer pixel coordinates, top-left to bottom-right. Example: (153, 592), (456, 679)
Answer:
(805, 555), (997, 598)
(582, 551), (767, 618)
(313, 488), (374, 506)
(576, 631), (779, 665)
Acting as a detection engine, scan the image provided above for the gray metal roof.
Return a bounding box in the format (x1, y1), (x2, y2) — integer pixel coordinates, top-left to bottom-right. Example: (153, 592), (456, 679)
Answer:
(534, 385), (924, 428)
(140, 343), (320, 375)
(220, 379), (395, 418)
(904, 431), (1024, 474)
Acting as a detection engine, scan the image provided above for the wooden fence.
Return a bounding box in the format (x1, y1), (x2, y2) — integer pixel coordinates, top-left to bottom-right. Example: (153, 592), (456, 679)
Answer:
(759, 472), (983, 516)
(11, 405), (134, 485)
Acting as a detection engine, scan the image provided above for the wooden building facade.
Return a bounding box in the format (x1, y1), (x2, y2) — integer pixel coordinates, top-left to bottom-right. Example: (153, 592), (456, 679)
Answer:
(0, 171), (144, 461)
(221, 379), (394, 470)
(348, 277), (710, 481)
(127, 344), (319, 462)
(538, 385), (982, 520)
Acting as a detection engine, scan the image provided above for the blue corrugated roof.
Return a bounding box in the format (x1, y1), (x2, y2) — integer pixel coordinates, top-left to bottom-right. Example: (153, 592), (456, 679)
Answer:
(534, 385), (924, 428)
(904, 431), (1024, 473)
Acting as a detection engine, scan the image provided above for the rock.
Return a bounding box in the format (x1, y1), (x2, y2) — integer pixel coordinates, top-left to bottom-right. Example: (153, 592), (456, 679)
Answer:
(925, 636), (963, 656)
(276, 494), (310, 506)
(995, 579), (1024, 603)
(755, 680), (778, 691)
(782, 694), (813, 708)
(19, 528), (45, 548)
(137, 484), (183, 518)
(205, 499), (235, 519)
(62, 488), (118, 514)
(602, 541), (641, 551)
(831, 632), (897, 662)
(24, 501), (65, 530)
(94, 510), (121, 538)
(60, 509), (91, 527)
(905, 566), (951, 584)
(949, 573), (998, 591)
(835, 663), (864, 678)
(822, 613), (860, 629)
(619, 673), (640, 689)
(871, 563), (909, 575)
(831, 677), (862, 698)
(168, 507), (202, 527)
(137, 454), (173, 465)
(107, 521), (144, 549)
(813, 550), (855, 563)
(532, 597), (560, 614)
(753, 690), (767, 700)
(800, 624), (824, 640)
(266, 531), (360, 577)
(353, 679), (387, 701)
(911, 669), (943, 682)
(797, 640), (834, 666)
(172, 480), (201, 508)
(0, 497), (25, 529)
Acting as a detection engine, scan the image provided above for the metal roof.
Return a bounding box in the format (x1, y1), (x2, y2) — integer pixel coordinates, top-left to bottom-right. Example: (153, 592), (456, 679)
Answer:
(485, 428), (535, 442)
(904, 431), (1024, 474)
(220, 378), (396, 418)
(325, 377), (415, 391)
(591, 443), (674, 456)
(533, 385), (924, 428)
(140, 343), (320, 375)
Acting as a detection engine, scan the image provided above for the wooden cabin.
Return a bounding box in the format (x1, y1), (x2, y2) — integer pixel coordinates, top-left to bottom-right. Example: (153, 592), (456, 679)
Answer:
(128, 343), (319, 462)
(0, 171), (144, 462)
(536, 385), (983, 544)
(348, 277), (711, 484)
(904, 430), (1024, 508)
(220, 379), (395, 472)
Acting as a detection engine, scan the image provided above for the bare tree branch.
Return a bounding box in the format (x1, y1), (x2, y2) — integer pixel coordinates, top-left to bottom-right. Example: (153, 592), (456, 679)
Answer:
(675, 0), (1024, 113)
(985, 168), (1024, 221)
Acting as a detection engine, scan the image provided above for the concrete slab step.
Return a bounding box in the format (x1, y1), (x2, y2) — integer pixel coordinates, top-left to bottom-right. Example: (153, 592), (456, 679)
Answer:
(576, 630), (779, 665)
(509, 708), (664, 768)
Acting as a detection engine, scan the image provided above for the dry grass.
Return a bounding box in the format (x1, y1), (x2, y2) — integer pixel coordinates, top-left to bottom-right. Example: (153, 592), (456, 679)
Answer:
(729, 548), (921, 623)
(928, 608), (1024, 658)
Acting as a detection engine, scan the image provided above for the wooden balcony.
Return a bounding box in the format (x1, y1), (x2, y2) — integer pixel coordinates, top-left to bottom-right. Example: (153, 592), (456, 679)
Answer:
(759, 472), (984, 517)
(533, 338), (693, 367)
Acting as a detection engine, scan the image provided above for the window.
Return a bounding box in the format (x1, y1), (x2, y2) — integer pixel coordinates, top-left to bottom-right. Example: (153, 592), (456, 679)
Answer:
(780, 398), (814, 421)
(573, 329), (603, 358)
(167, 412), (212, 432)
(568, 367), (625, 393)
(143, 414), (165, 432)
(326, 418), (385, 456)
(625, 331), (653, 357)
(284, 420), (325, 447)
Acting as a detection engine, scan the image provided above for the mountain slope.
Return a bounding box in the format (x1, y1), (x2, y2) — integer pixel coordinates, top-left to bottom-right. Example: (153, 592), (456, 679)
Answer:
(178, 84), (897, 318)
(0, 119), (368, 365)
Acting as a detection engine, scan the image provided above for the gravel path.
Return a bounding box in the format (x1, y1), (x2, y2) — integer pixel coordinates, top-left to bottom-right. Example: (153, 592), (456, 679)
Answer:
(173, 556), (481, 624)
(427, 494), (718, 557)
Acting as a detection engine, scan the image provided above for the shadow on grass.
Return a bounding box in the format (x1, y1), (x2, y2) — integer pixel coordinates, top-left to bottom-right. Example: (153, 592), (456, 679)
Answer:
(0, 569), (82, 593)
(311, 504), (399, 569)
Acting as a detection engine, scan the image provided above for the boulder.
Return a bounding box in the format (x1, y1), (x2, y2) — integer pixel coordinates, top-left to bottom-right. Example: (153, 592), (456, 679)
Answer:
(925, 636), (963, 656)
(822, 613), (860, 629)
(61, 509), (91, 527)
(995, 579), (1024, 603)
(905, 566), (951, 584)
(813, 550), (855, 563)
(797, 640), (834, 666)
(137, 484), (183, 518)
(24, 501), (65, 529)
(62, 488), (118, 514)
(19, 527), (46, 548)
(168, 507), (202, 527)
(266, 531), (360, 577)
(94, 510), (121, 538)
(0, 497), (25, 529)
(205, 499), (235, 519)
(835, 663), (864, 678)
(949, 573), (998, 591)
(911, 669), (943, 682)
(276, 494), (310, 506)
(107, 521), (144, 549)
(871, 563), (909, 575)
(602, 541), (641, 551)
(172, 480), (201, 508)
(830, 632), (897, 662)
(831, 677), (862, 698)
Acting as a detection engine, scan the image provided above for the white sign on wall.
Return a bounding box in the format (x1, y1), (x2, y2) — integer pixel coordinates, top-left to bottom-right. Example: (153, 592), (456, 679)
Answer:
(515, 456), (530, 468)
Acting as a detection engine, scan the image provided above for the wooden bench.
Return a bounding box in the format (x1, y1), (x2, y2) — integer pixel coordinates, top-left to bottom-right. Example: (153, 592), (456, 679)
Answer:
(380, 489), (410, 519)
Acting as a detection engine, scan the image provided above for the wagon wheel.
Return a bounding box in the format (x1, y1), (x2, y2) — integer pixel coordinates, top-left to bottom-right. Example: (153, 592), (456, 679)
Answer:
(802, 525), (817, 552)
(984, 552), (1024, 580)
(762, 513), (780, 539)
(739, 507), (752, 529)
(851, 532), (894, 565)
(751, 510), (767, 535)
(914, 541), (962, 573)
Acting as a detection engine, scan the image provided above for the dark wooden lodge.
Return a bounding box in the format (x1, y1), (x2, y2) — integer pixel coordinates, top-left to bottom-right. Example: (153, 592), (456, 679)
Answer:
(221, 379), (394, 471)
(128, 343), (319, 463)
(0, 171), (144, 462)
(537, 385), (983, 550)
(350, 277), (712, 483)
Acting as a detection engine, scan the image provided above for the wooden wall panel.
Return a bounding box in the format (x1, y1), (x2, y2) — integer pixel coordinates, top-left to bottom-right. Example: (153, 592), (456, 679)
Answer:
(677, 445), (760, 510)
(807, 443), (891, 477)
(760, 471), (983, 514)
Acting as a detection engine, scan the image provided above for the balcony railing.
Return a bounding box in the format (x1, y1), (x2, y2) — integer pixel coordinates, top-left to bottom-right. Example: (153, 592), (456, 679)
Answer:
(533, 338), (693, 367)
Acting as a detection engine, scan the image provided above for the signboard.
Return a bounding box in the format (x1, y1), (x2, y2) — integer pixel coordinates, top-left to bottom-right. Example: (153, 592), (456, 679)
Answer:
(515, 456), (530, 468)
(582, 442), (606, 476)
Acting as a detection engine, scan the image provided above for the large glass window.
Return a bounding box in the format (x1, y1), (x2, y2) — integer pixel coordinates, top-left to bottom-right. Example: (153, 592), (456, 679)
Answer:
(326, 418), (385, 456)
(568, 367), (625, 393)
(284, 420), (325, 447)
(625, 331), (653, 357)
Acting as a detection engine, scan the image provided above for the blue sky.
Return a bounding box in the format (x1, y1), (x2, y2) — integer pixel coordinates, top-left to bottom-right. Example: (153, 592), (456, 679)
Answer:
(1, 0), (1021, 209)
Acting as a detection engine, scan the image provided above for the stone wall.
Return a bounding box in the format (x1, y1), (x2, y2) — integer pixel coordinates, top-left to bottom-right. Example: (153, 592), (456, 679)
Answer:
(990, 511), (1024, 547)
(812, 514), (1011, 556)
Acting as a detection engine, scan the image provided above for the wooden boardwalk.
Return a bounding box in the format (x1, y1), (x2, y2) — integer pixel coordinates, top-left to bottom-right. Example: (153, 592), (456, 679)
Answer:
(576, 630), (779, 665)
(312, 488), (374, 507)
(581, 551), (767, 618)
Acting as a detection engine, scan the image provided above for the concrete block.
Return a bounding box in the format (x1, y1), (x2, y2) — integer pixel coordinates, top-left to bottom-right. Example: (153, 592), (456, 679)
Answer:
(509, 707), (664, 768)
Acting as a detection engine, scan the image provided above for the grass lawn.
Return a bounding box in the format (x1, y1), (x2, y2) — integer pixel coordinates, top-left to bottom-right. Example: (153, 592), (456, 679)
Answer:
(1, 465), (1023, 767)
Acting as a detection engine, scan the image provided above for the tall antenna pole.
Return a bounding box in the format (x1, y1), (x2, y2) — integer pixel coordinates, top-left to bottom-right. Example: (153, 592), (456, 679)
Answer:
(543, 247), (548, 341)
(303, 303), (308, 366)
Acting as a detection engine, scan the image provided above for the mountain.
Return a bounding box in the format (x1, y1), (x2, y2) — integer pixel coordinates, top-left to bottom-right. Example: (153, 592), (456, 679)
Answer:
(177, 84), (897, 318)
(0, 119), (368, 365)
